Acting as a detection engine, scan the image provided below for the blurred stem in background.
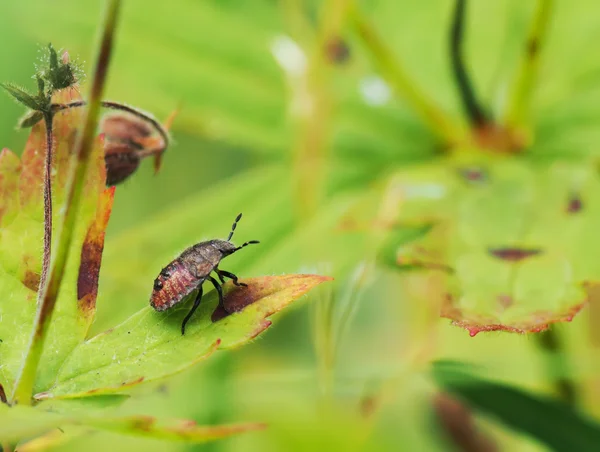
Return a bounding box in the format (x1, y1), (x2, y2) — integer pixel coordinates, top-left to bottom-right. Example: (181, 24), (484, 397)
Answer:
(503, 0), (553, 136)
(289, 0), (349, 221)
(348, 0), (465, 147)
(449, 0), (488, 128)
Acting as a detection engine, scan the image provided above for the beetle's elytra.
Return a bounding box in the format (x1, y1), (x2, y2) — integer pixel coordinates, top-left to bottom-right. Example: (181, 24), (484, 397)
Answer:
(150, 213), (259, 335)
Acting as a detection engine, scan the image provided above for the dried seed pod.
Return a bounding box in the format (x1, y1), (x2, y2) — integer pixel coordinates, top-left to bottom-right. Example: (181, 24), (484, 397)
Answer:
(101, 113), (153, 145)
(104, 142), (141, 186)
(99, 108), (172, 186)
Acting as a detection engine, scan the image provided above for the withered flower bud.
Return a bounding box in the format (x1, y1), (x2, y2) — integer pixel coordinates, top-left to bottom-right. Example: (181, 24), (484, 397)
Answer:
(104, 142), (141, 186)
(100, 112), (167, 186)
(101, 113), (153, 145)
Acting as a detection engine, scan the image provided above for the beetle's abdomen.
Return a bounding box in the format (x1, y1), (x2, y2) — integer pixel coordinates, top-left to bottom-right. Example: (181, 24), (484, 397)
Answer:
(150, 260), (198, 311)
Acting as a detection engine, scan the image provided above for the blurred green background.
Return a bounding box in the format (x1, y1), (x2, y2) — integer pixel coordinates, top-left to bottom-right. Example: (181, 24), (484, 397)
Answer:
(3, 0), (600, 450)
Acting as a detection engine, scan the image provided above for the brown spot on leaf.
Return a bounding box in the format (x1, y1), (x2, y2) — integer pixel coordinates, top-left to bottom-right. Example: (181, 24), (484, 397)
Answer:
(23, 269), (41, 292)
(121, 376), (144, 387)
(359, 393), (379, 419)
(129, 415), (156, 432)
(497, 294), (513, 310)
(488, 247), (542, 262)
(567, 194), (583, 214)
(77, 187), (115, 315)
(0, 383), (7, 405)
(458, 167), (487, 184)
(527, 39), (539, 58)
(324, 37), (351, 64)
(211, 275), (332, 322)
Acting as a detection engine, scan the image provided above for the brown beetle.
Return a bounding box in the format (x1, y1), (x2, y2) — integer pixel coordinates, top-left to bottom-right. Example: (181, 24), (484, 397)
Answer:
(150, 213), (259, 334)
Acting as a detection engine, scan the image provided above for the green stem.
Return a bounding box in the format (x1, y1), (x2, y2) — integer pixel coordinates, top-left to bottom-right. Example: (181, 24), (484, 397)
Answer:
(291, 0), (345, 220)
(536, 327), (577, 406)
(348, 2), (464, 146)
(10, 0), (122, 405)
(503, 0), (553, 128)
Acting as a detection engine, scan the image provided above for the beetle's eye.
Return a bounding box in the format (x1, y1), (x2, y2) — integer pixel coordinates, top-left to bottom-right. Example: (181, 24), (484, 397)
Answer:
(153, 279), (163, 291)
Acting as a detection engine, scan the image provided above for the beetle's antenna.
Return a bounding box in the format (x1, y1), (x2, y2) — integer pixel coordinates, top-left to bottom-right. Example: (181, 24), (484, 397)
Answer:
(228, 213), (243, 241)
(233, 240), (260, 253)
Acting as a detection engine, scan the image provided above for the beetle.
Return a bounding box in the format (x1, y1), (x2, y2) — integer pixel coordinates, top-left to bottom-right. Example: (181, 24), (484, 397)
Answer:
(150, 213), (259, 335)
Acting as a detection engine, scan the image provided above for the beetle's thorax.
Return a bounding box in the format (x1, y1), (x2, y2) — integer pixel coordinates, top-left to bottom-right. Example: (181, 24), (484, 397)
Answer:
(177, 239), (233, 275)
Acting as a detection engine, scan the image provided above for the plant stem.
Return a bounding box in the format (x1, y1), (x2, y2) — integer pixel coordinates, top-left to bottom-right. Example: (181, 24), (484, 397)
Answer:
(450, 0), (488, 126)
(291, 0), (346, 220)
(536, 327), (577, 406)
(503, 0), (553, 128)
(10, 0), (122, 405)
(348, 1), (464, 146)
(39, 112), (54, 295)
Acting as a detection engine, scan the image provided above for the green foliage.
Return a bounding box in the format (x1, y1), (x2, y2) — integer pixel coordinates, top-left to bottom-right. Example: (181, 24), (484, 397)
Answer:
(37, 275), (330, 400)
(0, 91), (109, 398)
(0, 72), (328, 445)
(433, 361), (600, 451)
(2, 0), (600, 450)
(1, 44), (82, 116)
(383, 155), (600, 335)
(0, 402), (263, 443)
(0, 82), (44, 110)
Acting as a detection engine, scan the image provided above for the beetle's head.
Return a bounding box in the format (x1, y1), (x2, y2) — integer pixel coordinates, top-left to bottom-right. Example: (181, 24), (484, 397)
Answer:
(213, 239), (237, 256)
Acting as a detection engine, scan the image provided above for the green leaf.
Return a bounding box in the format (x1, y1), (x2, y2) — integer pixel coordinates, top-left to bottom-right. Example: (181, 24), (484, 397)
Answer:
(35, 274), (331, 399)
(0, 403), (69, 442)
(386, 156), (600, 335)
(0, 88), (114, 397)
(0, 402), (264, 444)
(0, 82), (43, 110)
(85, 417), (265, 442)
(433, 361), (600, 452)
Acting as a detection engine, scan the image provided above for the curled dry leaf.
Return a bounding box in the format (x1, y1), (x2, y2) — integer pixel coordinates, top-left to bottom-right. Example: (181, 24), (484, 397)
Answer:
(0, 87), (115, 396)
(35, 274), (332, 400)
(387, 157), (600, 335)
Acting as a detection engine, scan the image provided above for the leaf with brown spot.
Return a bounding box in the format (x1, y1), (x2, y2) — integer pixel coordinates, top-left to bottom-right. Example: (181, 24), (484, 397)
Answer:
(35, 274), (331, 399)
(387, 158), (600, 335)
(0, 88), (115, 397)
(77, 186), (116, 317)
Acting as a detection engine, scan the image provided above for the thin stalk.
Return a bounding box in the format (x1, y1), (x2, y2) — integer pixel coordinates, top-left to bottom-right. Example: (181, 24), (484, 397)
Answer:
(39, 112), (54, 294)
(11, 0), (122, 405)
(450, 0), (488, 126)
(503, 0), (553, 128)
(536, 327), (577, 406)
(348, 1), (464, 146)
(291, 0), (346, 220)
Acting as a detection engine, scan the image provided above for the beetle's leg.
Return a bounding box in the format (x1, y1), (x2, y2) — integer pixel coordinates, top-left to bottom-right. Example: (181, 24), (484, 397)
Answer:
(216, 269), (247, 287)
(214, 267), (226, 285)
(181, 285), (203, 335)
(208, 275), (225, 310)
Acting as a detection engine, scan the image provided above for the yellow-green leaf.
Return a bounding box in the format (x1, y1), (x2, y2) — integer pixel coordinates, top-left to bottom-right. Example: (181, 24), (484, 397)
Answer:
(36, 274), (331, 399)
